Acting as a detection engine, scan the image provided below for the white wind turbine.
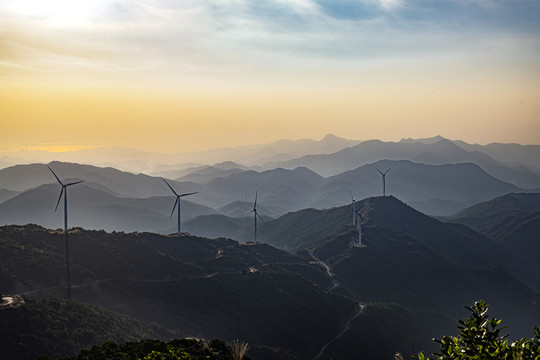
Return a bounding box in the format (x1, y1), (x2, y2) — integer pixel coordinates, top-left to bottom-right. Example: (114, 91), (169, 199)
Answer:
(376, 168), (390, 196)
(48, 166), (84, 299)
(163, 179), (198, 236)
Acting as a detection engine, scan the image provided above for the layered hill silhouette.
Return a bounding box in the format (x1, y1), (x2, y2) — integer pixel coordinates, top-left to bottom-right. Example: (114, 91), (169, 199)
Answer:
(265, 138), (540, 189)
(317, 159), (521, 215)
(188, 196), (539, 332)
(0, 134), (362, 175)
(0, 183), (217, 233)
(0, 161), (195, 197)
(0, 157), (527, 234)
(443, 192), (540, 267)
(2, 194), (539, 359)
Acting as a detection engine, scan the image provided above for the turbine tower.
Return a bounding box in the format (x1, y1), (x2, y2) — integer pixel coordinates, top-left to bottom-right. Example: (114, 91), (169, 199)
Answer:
(163, 179), (198, 236)
(376, 168), (390, 196)
(48, 166), (83, 299)
(250, 191), (264, 243)
(350, 190), (356, 226)
(356, 211), (362, 246)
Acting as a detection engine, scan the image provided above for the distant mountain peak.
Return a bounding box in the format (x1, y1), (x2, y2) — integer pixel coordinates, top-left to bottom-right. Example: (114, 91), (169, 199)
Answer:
(399, 135), (448, 144)
(322, 133), (339, 140)
(212, 161), (246, 170)
(321, 133), (349, 142)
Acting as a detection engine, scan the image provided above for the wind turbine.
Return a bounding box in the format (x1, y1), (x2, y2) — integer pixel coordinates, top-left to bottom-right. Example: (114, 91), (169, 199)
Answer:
(163, 179), (198, 236)
(376, 168), (390, 196)
(350, 190), (356, 226)
(250, 191), (264, 244)
(48, 166), (83, 299)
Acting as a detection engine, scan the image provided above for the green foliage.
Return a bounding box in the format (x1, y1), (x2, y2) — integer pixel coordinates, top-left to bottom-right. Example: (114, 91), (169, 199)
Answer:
(69, 338), (247, 360)
(416, 300), (540, 360)
(141, 347), (192, 360)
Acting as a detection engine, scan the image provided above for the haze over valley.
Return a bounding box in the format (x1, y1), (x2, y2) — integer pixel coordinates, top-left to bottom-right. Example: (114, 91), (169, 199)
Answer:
(1, 134), (540, 359)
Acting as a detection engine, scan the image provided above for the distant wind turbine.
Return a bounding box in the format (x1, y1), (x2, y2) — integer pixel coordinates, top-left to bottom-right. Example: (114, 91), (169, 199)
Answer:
(350, 190), (356, 226)
(163, 179), (198, 236)
(250, 191), (264, 244)
(48, 166), (84, 299)
(376, 168), (390, 196)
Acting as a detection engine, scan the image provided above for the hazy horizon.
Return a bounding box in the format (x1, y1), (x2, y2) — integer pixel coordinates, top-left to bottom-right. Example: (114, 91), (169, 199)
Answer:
(1, 1), (539, 153)
(3, 133), (534, 157)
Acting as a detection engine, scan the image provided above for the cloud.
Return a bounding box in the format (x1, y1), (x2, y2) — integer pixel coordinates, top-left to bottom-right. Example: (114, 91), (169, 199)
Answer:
(379, 0), (403, 10)
(0, 0), (538, 86)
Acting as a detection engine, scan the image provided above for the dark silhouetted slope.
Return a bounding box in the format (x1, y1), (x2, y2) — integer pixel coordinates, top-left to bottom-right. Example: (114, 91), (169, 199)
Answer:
(0, 296), (173, 360)
(0, 225), (360, 360)
(443, 193), (540, 266)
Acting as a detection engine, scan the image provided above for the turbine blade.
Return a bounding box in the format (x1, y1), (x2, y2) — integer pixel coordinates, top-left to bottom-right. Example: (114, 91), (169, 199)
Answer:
(385, 168), (390, 174)
(55, 188), (64, 212)
(349, 190), (354, 200)
(256, 211), (265, 223)
(170, 197), (179, 218)
(254, 191), (258, 209)
(163, 179), (178, 196)
(65, 180), (84, 186)
(48, 166), (64, 186)
(179, 191), (198, 197)
(376, 168), (383, 175)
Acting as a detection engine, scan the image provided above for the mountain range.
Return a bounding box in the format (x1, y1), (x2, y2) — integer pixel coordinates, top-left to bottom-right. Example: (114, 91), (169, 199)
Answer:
(441, 192), (540, 267)
(1, 192), (538, 359)
(1, 135), (539, 186)
(1, 135), (539, 359)
(0, 156), (531, 233)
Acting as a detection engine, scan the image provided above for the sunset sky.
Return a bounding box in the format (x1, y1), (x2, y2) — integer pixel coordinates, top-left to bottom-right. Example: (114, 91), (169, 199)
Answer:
(1, 0), (539, 153)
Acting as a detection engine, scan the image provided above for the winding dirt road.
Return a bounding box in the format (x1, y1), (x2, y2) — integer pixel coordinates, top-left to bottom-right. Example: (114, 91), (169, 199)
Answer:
(308, 249), (365, 360)
(312, 303), (365, 360)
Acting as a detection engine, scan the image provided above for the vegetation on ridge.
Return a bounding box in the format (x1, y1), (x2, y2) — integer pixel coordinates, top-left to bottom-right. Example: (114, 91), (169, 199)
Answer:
(416, 300), (540, 360)
(64, 338), (250, 360)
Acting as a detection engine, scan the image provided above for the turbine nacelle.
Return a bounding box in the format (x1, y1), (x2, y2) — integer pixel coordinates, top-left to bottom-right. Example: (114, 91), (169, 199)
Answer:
(376, 168), (390, 176)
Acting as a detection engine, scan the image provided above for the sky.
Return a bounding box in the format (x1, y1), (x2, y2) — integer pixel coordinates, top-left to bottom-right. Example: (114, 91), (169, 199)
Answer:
(1, 0), (539, 153)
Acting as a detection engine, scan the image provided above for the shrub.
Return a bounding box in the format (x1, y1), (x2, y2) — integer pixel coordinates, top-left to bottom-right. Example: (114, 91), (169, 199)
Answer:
(416, 300), (540, 360)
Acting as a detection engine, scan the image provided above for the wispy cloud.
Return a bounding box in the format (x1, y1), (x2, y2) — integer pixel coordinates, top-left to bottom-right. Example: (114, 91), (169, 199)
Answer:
(0, 0), (538, 85)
